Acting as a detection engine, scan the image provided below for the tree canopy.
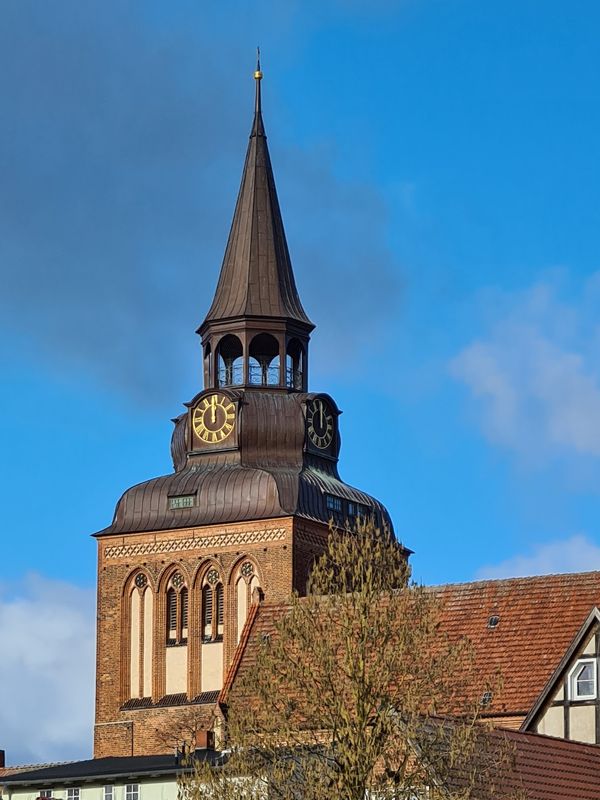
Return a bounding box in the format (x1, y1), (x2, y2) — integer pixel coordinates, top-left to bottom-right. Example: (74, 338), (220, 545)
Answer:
(179, 520), (522, 800)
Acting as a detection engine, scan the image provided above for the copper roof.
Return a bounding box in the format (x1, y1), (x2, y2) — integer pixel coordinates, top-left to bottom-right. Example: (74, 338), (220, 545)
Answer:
(96, 463), (389, 536)
(97, 391), (391, 536)
(222, 571), (600, 717)
(200, 73), (312, 330)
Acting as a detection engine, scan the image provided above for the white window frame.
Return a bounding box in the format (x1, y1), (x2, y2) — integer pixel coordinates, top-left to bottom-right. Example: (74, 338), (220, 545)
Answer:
(125, 784), (139, 800)
(569, 657), (597, 700)
(67, 789), (80, 800)
(104, 787), (114, 800)
(39, 791), (52, 798)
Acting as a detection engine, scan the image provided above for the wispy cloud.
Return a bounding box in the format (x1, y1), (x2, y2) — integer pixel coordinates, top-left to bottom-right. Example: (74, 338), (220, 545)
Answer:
(476, 533), (600, 579)
(0, 575), (95, 766)
(282, 145), (402, 371)
(0, 2), (401, 407)
(450, 272), (600, 465)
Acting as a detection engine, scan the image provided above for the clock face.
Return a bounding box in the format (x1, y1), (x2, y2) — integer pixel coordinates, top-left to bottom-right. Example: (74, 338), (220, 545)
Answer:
(192, 394), (236, 444)
(307, 398), (334, 449)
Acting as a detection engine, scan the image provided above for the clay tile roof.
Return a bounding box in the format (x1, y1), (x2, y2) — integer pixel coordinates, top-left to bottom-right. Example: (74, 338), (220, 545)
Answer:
(491, 729), (600, 799)
(433, 571), (600, 714)
(0, 762), (74, 780)
(223, 571), (600, 717)
(219, 601), (262, 704)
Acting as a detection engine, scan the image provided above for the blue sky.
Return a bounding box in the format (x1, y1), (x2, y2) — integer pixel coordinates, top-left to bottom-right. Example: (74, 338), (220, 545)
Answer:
(2, 0), (600, 762)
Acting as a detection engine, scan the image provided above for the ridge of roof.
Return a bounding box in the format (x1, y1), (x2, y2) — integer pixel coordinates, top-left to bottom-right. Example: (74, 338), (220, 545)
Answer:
(429, 569), (600, 591)
(0, 760), (75, 775)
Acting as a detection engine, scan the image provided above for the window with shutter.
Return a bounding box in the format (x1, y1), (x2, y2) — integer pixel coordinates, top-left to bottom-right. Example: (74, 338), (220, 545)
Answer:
(181, 587), (188, 642)
(167, 588), (177, 644)
(216, 582), (224, 640)
(202, 584), (213, 641)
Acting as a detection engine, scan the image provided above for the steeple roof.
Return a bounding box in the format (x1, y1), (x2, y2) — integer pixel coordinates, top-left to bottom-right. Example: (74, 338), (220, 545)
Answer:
(201, 63), (313, 330)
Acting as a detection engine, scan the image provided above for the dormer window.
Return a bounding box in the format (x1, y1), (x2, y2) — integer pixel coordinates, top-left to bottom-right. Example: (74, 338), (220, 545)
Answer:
(326, 494), (343, 514)
(169, 494), (195, 510)
(348, 501), (368, 518)
(569, 658), (597, 701)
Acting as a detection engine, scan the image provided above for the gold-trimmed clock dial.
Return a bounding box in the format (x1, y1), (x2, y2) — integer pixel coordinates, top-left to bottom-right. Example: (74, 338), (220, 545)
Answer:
(192, 394), (236, 444)
(307, 398), (334, 449)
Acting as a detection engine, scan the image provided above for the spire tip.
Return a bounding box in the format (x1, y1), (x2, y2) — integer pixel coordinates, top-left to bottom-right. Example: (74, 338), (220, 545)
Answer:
(254, 46), (262, 80)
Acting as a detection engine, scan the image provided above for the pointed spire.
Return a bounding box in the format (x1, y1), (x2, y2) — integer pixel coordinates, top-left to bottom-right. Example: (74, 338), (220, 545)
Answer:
(201, 58), (313, 330)
(251, 47), (265, 138)
(254, 49), (262, 111)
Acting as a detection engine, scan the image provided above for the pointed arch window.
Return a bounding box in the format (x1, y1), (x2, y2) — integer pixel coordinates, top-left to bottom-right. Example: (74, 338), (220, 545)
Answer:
(181, 587), (189, 631)
(202, 584), (212, 639)
(167, 589), (177, 637)
(128, 572), (153, 699)
(165, 573), (188, 646)
(202, 569), (223, 643)
(217, 583), (224, 628)
(235, 560), (261, 643)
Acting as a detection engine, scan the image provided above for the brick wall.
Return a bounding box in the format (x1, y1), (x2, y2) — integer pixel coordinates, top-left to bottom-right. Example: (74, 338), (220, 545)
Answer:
(95, 515), (330, 758)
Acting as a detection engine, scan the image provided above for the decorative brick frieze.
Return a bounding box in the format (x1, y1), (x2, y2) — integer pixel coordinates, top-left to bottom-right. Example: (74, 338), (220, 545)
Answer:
(103, 526), (287, 560)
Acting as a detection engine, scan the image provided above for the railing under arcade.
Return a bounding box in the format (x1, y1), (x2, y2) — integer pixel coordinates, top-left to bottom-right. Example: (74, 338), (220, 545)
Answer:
(217, 363), (303, 389)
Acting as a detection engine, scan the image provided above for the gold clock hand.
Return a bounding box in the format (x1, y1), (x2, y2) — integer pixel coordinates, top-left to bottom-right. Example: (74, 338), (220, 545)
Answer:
(319, 401), (324, 429)
(211, 395), (216, 424)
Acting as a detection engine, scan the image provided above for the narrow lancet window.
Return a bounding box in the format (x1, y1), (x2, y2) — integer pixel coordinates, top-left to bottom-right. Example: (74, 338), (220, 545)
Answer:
(202, 569), (223, 642)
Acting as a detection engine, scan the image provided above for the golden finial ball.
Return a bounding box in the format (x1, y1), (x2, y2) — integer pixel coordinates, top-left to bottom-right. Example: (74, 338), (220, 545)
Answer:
(254, 70), (263, 80)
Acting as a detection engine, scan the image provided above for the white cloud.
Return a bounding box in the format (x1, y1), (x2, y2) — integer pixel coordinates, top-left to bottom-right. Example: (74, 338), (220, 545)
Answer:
(476, 533), (600, 580)
(450, 272), (600, 463)
(0, 574), (95, 766)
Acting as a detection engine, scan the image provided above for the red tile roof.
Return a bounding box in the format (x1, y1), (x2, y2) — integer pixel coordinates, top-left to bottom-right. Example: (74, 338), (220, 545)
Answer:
(0, 762), (72, 779)
(434, 571), (600, 715)
(223, 571), (600, 718)
(219, 601), (261, 704)
(490, 729), (600, 799)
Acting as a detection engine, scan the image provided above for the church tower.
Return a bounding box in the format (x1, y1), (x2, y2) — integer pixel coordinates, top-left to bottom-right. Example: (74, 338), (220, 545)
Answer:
(93, 65), (393, 759)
